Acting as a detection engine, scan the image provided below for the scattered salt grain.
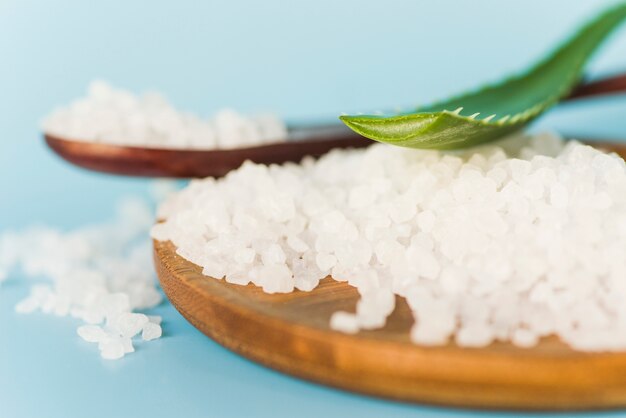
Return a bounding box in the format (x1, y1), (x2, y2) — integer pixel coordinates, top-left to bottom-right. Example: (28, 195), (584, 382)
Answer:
(99, 338), (126, 360)
(42, 80), (287, 150)
(1, 187), (173, 360)
(121, 337), (135, 354)
(142, 322), (163, 341)
(110, 312), (149, 338)
(153, 132), (626, 352)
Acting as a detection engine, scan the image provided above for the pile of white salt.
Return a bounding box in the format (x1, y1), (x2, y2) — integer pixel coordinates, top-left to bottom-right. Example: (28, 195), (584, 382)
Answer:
(42, 81), (287, 150)
(152, 132), (626, 351)
(0, 187), (174, 360)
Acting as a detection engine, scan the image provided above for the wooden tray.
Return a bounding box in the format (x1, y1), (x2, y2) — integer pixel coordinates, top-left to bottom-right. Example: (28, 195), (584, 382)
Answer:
(154, 240), (626, 411)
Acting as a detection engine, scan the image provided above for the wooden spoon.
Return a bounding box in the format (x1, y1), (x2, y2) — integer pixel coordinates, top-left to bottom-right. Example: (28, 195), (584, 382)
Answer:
(150, 95), (626, 410)
(155, 239), (626, 410)
(45, 124), (367, 178)
(44, 74), (626, 178)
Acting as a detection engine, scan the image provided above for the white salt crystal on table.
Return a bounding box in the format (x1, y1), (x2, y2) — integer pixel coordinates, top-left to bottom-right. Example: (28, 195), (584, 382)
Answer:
(42, 80), (287, 150)
(99, 338), (126, 360)
(1, 186), (174, 360)
(142, 322), (163, 341)
(121, 337), (135, 354)
(110, 312), (149, 338)
(153, 132), (626, 352)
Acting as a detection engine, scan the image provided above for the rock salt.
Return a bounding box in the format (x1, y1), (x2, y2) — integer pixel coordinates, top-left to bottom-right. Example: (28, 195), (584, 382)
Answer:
(330, 311), (360, 334)
(142, 322), (163, 341)
(42, 80), (287, 150)
(110, 312), (149, 338)
(99, 338), (126, 360)
(1, 190), (170, 360)
(153, 132), (626, 352)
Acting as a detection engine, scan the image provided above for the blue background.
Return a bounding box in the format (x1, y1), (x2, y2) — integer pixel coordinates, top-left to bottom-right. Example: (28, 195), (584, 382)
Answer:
(2, 1), (626, 417)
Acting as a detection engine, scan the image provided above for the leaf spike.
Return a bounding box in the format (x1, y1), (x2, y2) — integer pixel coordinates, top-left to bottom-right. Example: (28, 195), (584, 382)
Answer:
(339, 4), (626, 149)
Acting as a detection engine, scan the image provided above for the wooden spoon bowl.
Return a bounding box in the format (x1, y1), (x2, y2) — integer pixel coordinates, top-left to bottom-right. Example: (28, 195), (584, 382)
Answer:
(149, 139), (626, 410)
(155, 239), (626, 411)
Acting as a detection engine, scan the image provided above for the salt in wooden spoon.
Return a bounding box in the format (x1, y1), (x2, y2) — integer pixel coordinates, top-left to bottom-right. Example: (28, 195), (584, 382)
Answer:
(44, 74), (626, 178)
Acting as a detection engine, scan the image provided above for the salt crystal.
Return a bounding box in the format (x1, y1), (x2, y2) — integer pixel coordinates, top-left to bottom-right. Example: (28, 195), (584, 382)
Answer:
(121, 337), (135, 353)
(456, 323), (495, 348)
(411, 322), (451, 346)
(349, 186), (375, 209)
(439, 265), (469, 293)
(374, 239), (402, 265)
(416, 210), (436, 232)
(512, 328), (539, 348)
(99, 338), (125, 360)
(111, 312), (149, 338)
(261, 244), (286, 265)
(406, 245), (440, 280)
(258, 264), (294, 293)
(287, 235), (309, 253)
(549, 183), (569, 209)
(142, 322), (163, 341)
(508, 159), (532, 182)
(315, 253), (337, 271)
(486, 167), (507, 188)
(330, 311), (360, 334)
(389, 198), (416, 223)
(234, 247), (256, 264)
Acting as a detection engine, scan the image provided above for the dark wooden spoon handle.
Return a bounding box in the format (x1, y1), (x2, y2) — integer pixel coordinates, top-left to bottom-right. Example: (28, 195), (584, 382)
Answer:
(567, 73), (626, 101)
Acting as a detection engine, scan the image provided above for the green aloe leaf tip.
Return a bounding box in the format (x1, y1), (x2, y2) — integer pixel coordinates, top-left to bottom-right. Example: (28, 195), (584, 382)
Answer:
(340, 3), (626, 150)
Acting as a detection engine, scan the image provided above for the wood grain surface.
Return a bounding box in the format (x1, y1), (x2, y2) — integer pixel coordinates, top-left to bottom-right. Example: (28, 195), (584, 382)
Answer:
(154, 239), (626, 411)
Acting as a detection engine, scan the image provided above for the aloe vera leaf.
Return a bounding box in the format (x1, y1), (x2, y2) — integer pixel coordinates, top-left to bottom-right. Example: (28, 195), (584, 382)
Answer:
(340, 3), (626, 150)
